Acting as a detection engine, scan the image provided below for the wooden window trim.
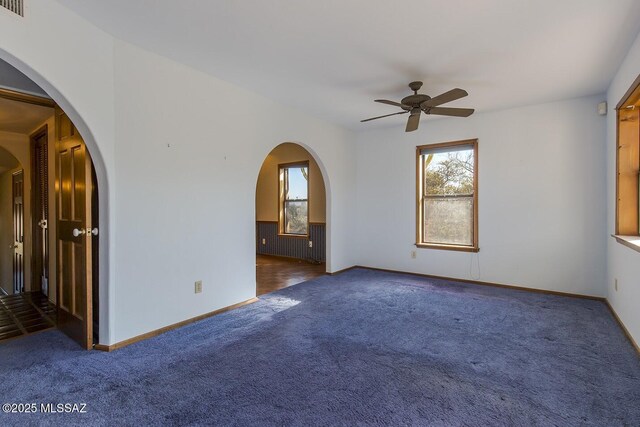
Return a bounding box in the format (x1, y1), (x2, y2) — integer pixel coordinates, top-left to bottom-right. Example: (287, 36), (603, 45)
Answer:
(415, 243), (480, 253)
(277, 232), (309, 239)
(615, 74), (640, 238)
(416, 139), (479, 252)
(278, 161), (310, 237)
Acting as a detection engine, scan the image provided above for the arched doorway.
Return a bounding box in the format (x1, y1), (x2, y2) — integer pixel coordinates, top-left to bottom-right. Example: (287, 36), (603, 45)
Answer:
(255, 143), (327, 295)
(0, 56), (104, 349)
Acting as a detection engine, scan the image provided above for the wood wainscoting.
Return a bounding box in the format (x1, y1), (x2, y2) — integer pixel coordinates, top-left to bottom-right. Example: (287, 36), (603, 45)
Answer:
(256, 221), (325, 262)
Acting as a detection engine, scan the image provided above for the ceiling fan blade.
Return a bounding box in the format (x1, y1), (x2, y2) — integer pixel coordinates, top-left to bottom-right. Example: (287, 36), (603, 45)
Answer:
(405, 113), (420, 132)
(420, 88), (468, 108)
(361, 111), (408, 122)
(375, 99), (411, 110)
(425, 107), (475, 117)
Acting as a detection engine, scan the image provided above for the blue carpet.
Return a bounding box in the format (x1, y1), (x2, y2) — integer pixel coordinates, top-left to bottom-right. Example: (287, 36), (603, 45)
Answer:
(1, 268), (639, 426)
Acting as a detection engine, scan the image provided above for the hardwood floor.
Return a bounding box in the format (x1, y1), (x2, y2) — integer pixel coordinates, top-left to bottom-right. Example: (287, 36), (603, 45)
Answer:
(256, 255), (326, 296)
(0, 291), (56, 342)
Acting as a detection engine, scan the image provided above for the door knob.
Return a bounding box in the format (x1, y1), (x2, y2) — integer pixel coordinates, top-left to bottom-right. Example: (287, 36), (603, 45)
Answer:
(72, 228), (86, 237)
(90, 228), (99, 236)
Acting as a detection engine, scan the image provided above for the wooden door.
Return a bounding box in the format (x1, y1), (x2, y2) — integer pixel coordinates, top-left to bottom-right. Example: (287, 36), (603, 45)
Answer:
(32, 128), (49, 295)
(12, 170), (24, 294)
(55, 109), (94, 349)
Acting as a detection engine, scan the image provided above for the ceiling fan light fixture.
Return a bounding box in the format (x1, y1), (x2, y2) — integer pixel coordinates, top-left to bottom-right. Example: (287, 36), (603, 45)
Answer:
(362, 81), (475, 132)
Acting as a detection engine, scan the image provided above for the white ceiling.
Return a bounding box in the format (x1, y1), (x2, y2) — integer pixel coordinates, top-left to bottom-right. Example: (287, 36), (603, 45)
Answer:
(0, 96), (53, 134)
(57, 0), (640, 131)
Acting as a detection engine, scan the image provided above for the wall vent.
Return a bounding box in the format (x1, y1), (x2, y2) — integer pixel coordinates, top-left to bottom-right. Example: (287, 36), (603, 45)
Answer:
(1, 0), (23, 17)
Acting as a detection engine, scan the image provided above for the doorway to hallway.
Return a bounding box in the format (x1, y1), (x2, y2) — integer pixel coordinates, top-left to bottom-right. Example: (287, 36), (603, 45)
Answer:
(0, 62), (100, 349)
(255, 143), (327, 295)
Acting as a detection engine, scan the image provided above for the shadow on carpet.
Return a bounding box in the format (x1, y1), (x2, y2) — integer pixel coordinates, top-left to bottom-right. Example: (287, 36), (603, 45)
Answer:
(1, 268), (639, 426)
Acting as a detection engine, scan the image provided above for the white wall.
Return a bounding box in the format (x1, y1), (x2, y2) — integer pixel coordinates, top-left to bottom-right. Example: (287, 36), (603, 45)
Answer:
(356, 95), (607, 296)
(0, 57), (49, 97)
(111, 41), (356, 342)
(606, 30), (640, 344)
(0, 3), (358, 344)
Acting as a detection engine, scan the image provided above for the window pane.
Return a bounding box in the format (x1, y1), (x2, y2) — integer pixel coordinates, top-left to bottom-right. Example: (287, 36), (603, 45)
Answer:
(285, 201), (308, 234)
(286, 166), (308, 200)
(423, 148), (474, 196)
(424, 197), (473, 246)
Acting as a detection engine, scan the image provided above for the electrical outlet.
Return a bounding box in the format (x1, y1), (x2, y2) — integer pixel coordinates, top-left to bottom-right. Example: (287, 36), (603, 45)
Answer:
(308, 240), (313, 248)
(262, 238), (266, 245)
(195, 280), (203, 294)
(615, 278), (618, 292)
(411, 250), (417, 259)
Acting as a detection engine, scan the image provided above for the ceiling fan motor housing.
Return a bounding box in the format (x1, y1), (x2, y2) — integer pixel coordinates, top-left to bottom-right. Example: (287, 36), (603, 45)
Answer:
(401, 94), (431, 108)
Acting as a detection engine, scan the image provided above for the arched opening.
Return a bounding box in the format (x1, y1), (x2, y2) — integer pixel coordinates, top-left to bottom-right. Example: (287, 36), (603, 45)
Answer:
(0, 54), (106, 349)
(255, 143), (327, 295)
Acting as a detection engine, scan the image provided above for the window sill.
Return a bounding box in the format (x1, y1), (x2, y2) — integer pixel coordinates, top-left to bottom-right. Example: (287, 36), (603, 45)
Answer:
(278, 233), (309, 239)
(415, 243), (480, 253)
(612, 235), (640, 254)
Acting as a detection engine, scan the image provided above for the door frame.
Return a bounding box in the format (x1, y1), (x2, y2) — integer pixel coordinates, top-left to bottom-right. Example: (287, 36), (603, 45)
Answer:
(0, 89), (100, 349)
(30, 124), (50, 296)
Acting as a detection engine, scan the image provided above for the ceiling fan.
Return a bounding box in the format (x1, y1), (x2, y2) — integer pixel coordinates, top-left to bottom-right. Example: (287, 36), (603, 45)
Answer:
(361, 81), (475, 132)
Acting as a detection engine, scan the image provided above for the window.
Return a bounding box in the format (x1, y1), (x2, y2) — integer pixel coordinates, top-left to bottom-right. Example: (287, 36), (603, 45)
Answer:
(616, 75), (640, 240)
(416, 139), (478, 252)
(279, 162), (309, 236)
